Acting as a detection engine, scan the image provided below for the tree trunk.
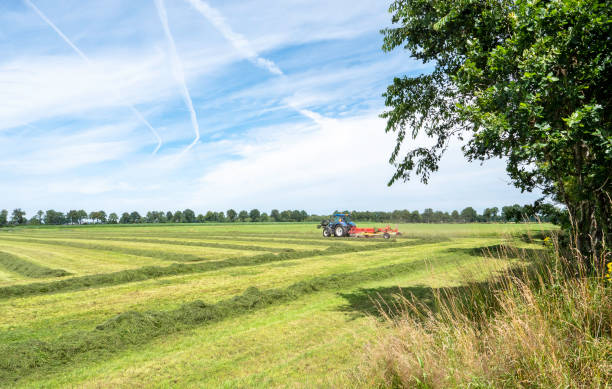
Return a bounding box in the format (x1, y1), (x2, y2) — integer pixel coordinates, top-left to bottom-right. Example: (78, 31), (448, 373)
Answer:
(567, 192), (611, 274)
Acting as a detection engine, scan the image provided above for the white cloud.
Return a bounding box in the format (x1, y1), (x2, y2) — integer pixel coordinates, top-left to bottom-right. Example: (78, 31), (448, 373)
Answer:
(191, 111), (540, 213)
(0, 122), (138, 174)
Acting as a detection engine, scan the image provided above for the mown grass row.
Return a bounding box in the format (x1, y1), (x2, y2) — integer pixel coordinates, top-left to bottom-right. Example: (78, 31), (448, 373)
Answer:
(13, 233), (372, 247)
(0, 239), (442, 300)
(0, 237), (213, 263)
(0, 255), (454, 384)
(7, 236), (306, 253)
(0, 251), (70, 279)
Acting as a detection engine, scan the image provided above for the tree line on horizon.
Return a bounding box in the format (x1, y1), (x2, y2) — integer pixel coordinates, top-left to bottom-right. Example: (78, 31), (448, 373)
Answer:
(0, 203), (565, 227)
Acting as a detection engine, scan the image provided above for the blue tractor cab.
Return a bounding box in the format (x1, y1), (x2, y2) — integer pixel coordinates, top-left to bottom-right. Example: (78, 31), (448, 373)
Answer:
(333, 213), (356, 227)
(317, 213), (356, 237)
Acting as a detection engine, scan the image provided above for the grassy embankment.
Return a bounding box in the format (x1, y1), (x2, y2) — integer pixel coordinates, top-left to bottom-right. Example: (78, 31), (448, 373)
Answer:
(358, 236), (611, 388)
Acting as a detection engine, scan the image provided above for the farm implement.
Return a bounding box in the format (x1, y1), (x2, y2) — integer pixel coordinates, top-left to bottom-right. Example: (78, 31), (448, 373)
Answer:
(317, 213), (401, 239)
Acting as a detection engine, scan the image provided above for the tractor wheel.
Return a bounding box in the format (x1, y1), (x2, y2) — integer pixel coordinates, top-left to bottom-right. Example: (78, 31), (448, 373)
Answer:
(334, 225), (346, 237)
(383, 232), (390, 239)
(323, 228), (332, 237)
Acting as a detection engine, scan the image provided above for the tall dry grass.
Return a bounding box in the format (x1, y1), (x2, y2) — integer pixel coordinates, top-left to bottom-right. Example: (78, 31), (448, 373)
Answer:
(358, 235), (611, 388)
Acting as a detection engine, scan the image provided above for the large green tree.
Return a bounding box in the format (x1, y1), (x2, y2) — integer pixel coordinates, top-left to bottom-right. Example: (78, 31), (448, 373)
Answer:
(382, 0), (611, 265)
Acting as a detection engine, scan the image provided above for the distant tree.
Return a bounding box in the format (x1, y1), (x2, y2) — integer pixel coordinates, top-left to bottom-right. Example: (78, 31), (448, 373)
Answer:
(11, 209), (26, 225)
(482, 207), (499, 223)
(460, 207), (478, 223)
(76, 210), (87, 224)
(226, 209), (237, 222)
(217, 211), (226, 222)
(172, 211), (183, 223)
(522, 203), (537, 222)
(290, 210), (304, 222)
(249, 209), (261, 222)
(98, 210), (107, 223)
(490, 207), (499, 221)
(238, 210), (249, 222)
(270, 209), (280, 222)
(183, 209), (195, 223)
(108, 213), (118, 224)
(203, 211), (214, 222)
(66, 210), (78, 224)
(29, 216), (41, 225)
(422, 208), (434, 223)
(166, 211), (173, 222)
(129, 211), (142, 224)
(434, 211), (443, 223)
(451, 210), (460, 222)
(196, 214), (205, 223)
(260, 212), (269, 222)
(502, 204), (523, 223)
(0, 209), (8, 226)
(119, 212), (130, 224)
(88, 211), (99, 223)
(44, 210), (65, 225)
(280, 210), (292, 222)
(36, 210), (44, 224)
(538, 203), (567, 226)
(410, 210), (420, 223)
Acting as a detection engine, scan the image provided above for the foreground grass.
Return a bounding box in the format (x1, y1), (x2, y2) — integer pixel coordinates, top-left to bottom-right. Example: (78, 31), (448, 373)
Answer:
(12, 255), (512, 388)
(358, 243), (611, 388)
(0, 223), (561, 387)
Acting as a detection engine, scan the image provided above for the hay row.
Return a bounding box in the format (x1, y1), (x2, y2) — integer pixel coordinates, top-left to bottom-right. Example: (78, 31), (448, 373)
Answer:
(14, 232), (362, 247)
(0, 251), (71, 279)
(7, 236), (299, 253)
(0, 237), (210, 263)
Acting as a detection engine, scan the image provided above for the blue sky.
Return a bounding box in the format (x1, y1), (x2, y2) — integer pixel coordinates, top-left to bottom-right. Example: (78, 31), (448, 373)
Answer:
(0, 0), (542, 215)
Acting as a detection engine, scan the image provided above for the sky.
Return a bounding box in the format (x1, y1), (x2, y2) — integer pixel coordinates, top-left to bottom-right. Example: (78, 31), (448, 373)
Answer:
(0, 0), (542, 216)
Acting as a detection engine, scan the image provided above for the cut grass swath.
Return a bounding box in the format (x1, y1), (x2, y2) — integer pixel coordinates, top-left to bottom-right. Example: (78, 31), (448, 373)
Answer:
(0, 251), (70, 278)
(0, 238), (444, 299)
(0, 237), (209, 263)
(3, 236), (298, 253)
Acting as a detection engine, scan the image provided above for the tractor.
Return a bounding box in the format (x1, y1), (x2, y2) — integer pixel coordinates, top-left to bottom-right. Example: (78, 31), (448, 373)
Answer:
(317, 213), (355, 237)
(317, 213), (401, 239)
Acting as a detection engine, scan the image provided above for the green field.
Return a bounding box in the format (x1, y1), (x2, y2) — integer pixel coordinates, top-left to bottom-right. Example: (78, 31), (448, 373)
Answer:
(0, 222), (553, 387)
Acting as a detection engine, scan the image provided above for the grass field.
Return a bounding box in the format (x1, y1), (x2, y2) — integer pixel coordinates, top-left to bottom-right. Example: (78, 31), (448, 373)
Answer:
(0, 222), (554, 388)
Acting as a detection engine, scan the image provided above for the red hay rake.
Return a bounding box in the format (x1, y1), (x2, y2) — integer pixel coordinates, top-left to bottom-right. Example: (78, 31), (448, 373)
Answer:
(348, 225), (401, 239)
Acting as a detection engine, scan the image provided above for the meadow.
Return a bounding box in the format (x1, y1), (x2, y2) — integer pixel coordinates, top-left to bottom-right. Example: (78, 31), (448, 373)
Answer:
(0, 222), (554, 387)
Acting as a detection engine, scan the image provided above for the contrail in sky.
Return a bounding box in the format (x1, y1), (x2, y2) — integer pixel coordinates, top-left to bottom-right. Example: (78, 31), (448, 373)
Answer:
(184, 0), (324, 123)
(184, 0), (283, 76)
(154, 0), (200, 155)
(23, 0), (163, 154)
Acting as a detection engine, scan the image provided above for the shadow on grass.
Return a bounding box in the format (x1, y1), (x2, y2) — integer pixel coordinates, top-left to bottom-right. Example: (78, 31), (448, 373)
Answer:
(337, 277), (517, 323)
(446, 244), (547, 258)
(338, 285), (435, 320)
